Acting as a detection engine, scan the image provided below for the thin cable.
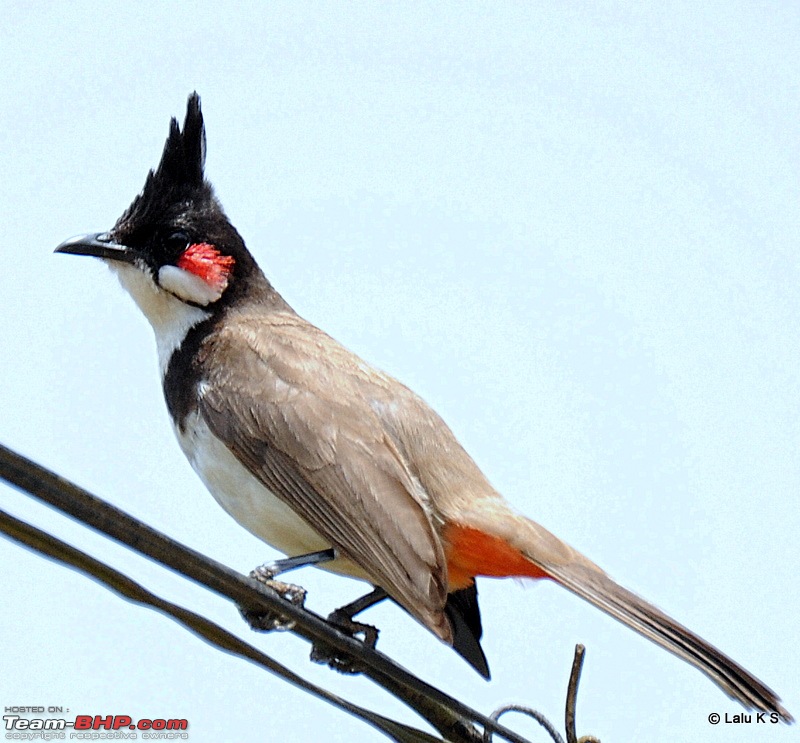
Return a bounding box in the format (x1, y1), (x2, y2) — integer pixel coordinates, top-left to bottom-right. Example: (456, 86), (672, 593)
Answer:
(0, 507), (437, 743)
(0, 443), (532, 743)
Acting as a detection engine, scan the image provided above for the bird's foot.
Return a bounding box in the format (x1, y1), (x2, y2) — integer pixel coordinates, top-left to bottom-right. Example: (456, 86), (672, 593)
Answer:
(310, 609), (380, 674)
(240, 566), (308, 632)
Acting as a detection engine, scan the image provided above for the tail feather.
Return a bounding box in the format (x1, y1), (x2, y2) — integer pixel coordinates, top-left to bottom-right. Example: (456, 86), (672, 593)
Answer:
(445, 583), (490, 679)
(459, 508), (791, 720)
(541, 560), (792, 722)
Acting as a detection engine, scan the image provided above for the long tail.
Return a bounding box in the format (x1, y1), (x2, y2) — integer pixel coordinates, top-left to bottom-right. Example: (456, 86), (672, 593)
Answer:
(445, 517), (792, 722)
(545, 558), (792, 721)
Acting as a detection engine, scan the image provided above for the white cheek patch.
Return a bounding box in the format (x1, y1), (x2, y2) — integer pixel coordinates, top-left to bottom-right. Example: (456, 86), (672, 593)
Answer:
(158, 265), (223, 306)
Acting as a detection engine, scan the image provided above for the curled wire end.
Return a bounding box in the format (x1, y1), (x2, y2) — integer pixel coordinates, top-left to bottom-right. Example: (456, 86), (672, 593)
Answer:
(482, 644), (600, 743)
(483, 704), (564, 743)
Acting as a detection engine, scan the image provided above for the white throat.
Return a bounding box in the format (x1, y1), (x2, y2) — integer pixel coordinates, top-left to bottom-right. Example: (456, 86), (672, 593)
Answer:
(111, 262), (211, 376)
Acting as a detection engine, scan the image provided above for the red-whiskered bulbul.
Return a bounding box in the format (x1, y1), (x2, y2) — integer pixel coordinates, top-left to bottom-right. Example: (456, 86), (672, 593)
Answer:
(56, 93), (791, 721)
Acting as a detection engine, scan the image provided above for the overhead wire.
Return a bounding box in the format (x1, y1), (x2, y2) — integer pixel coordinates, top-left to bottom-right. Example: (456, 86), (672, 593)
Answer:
(0, 442), (554, 743)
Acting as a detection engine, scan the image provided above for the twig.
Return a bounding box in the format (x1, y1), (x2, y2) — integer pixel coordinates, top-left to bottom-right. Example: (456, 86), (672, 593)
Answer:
(565, 644), (600, 743)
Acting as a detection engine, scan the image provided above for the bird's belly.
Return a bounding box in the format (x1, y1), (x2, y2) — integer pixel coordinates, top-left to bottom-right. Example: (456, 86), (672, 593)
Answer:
(174, 411), (370, 582)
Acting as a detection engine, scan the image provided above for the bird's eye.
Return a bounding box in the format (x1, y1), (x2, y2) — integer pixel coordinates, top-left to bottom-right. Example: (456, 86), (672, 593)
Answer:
(164, 230), (190, 257)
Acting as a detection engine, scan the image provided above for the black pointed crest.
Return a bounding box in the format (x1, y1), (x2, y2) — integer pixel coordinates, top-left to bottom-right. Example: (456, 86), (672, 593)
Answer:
(156, 92), (206, 189)
(112, 93), (212, 237)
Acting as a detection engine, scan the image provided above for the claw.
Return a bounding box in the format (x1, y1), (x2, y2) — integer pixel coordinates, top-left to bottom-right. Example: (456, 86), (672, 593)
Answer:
(241, 572), (308, 632)
(310, 611), (380, 674)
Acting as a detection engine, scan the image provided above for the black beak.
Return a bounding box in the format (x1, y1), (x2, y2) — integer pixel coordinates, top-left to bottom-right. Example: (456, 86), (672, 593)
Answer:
(55, 232), (137, 264)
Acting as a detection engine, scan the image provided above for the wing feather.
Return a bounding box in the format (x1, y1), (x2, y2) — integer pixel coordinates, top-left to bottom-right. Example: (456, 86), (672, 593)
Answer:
(197, 311), (451, 639)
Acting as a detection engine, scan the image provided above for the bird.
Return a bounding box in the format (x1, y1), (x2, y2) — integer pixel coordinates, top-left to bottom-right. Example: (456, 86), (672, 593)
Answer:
(56, 93), (791, 721)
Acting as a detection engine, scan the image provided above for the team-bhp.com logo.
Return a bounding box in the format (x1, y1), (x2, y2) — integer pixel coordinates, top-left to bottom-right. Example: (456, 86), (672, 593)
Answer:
(3, 713), (189, 739)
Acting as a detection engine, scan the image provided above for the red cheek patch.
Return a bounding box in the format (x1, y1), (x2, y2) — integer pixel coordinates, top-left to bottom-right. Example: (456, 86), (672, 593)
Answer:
(177, 243), (235, 293)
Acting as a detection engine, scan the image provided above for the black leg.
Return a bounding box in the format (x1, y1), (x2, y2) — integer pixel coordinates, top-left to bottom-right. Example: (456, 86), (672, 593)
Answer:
(241, 548), (336, 632)
(310, 586), (388, 674)
(329, 586), (388, 621)
(251, 548), (336, 581)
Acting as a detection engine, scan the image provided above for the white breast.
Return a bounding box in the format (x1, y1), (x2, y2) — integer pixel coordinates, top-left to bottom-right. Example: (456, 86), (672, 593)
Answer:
(174, 410), (370, 582)
(109, 260), (370, 582)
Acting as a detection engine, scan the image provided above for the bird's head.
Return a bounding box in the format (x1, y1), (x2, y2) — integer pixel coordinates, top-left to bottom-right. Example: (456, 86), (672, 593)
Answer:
(56, 93), (262, 331)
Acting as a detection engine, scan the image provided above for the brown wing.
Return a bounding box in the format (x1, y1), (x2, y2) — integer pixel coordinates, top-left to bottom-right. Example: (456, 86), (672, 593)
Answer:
(197, 309), (451, 641)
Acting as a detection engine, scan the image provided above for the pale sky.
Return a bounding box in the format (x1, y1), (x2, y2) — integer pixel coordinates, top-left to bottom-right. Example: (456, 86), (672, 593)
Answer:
(1, 3), (798, 742)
